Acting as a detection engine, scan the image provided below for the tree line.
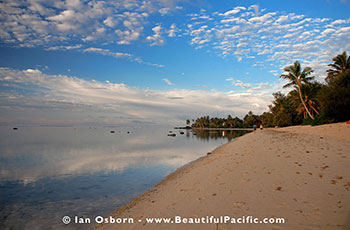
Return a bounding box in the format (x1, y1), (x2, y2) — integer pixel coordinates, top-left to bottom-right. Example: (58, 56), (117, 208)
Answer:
(190, 51), (350, 128)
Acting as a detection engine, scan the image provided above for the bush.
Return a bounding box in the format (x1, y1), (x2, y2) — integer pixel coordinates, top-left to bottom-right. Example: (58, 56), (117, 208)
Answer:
(301, 118), (313, 126)
(311, 114), (331, 126)
(318, 70), (350, 122)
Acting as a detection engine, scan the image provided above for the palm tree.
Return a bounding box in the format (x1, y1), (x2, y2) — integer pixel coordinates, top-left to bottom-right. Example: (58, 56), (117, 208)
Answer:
(280, 61), (315, 120)
(288, 83), (322, 119)
(326, 51), (350, 83)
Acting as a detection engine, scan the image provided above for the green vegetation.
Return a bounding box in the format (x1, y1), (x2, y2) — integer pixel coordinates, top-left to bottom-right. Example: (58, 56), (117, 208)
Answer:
(190, 52), (350, 128)
(280, 60), (315, 120)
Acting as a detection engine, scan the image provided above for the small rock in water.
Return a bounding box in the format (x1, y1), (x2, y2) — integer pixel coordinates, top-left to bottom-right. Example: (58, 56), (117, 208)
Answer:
(13, 127), (18, 130)
(110, 130), (115, 133)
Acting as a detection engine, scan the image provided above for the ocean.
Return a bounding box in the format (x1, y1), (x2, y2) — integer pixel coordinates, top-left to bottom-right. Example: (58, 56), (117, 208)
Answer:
(0, 126), (250, 229)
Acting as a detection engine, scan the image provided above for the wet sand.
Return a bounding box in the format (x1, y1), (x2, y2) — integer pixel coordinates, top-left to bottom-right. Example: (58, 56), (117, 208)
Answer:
(92, 122), (350, 230)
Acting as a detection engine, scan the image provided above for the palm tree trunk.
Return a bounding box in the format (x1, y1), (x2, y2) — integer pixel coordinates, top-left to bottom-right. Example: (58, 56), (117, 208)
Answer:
(309, 103), (319, 115)
(298, 86), (314, 120)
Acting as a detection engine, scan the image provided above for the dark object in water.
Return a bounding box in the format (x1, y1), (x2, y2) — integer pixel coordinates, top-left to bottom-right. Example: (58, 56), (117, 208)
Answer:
(167, 133), (176, 137)
(13, 127), (18, 130)
(207, 152), (212, 155)
(174, 126), (192, 129)
(110, 131), (115, 133)
(179, 131), (185, 135)
(127, 131), (130, 134)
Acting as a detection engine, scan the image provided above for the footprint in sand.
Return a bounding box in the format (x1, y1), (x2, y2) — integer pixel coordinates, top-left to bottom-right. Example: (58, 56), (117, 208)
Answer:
(275, 186), (282, 191)
(330, 180), (337, 185)
(233, 201), (246, 208)
(321, 165), (329, 170)
(168, 202), (176, 207)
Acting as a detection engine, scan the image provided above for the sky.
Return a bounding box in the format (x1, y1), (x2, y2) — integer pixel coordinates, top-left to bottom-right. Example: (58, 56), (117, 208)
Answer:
(0, 0), (349, 126)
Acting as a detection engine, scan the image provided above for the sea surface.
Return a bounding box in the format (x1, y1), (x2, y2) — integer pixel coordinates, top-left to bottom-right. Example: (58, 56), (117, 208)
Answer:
(0, 126), (250, 230)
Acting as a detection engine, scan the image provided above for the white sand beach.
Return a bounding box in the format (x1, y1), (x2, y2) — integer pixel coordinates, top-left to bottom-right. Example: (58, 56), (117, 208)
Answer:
(93, 122), (350, 230)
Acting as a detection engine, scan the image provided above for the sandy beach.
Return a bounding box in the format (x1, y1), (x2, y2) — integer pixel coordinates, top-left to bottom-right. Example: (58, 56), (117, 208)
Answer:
(92, 122), (350, 230)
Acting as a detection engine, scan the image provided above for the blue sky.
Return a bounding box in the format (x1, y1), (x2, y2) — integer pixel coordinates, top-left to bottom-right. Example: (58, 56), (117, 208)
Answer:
(0, 0), (349, 126)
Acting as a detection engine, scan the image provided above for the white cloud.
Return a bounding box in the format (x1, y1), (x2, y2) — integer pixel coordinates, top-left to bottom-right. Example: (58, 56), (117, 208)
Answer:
(159, 7), (170, 16)
(234, 80), (251, 89)
(168, 23), (177, 37)
(103, 16), (116, 27)
(46, 44), (82, 50)
(248, 4), (259, 15)
(83, 47), (132, 58)
(276, 15), (289, 24)
(82, 47), (164, 68)
(0, 67), (273, 126)
(329, 19), (347, 26)
(0, 0), (183, 47)
(222, 6), (246, 16)
(321, 28), (336, 36)
(248, 12), (276, 23)
(146, 25), (165, 46)
(185, 4), (350, 79)
(162, 78), (175, 85)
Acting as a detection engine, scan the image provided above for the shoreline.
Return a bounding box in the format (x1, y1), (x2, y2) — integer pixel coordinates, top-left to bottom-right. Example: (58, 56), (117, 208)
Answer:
(92, 137), (238, 227)
(191, 127), (254, 131)
(93, 122), (350, 230)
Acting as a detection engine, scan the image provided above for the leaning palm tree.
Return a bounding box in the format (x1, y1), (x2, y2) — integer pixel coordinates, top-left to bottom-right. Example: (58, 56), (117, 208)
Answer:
(280, 61), (315, 120)
(288, 83), (321, 119)
(326, 51), (350, 83)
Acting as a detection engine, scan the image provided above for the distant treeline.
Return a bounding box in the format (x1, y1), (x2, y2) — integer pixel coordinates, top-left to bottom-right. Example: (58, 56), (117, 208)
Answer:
(190, 51), (350, 128)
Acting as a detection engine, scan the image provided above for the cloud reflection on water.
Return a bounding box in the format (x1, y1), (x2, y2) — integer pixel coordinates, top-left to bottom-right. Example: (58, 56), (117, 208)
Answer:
(0, 126), (249, 230)
(0, 126), (226, 184)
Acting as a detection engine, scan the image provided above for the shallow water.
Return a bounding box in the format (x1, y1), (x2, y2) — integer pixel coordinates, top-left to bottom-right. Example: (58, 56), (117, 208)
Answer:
(0, 126), (250, 229)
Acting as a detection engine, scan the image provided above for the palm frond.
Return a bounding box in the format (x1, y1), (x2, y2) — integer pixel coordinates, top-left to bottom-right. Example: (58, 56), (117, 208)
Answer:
(302, 76), (315, 83)
(302, 67), (313, 75)
(282, 82), (295, 88)
(279, 74), (290, 79)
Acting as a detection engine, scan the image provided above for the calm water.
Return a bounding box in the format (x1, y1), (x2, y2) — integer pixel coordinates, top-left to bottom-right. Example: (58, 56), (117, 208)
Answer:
(0, 126), (250, 230)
